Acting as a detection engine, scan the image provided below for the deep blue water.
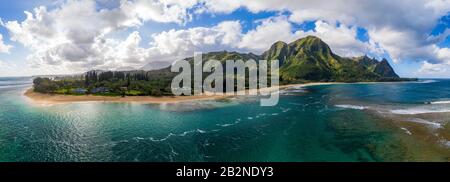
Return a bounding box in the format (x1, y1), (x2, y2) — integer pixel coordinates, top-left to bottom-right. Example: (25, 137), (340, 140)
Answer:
(0, 77), (449, 161)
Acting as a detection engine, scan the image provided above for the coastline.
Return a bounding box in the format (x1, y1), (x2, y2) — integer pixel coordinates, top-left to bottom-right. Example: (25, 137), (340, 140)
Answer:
(23, 82), (339, 105)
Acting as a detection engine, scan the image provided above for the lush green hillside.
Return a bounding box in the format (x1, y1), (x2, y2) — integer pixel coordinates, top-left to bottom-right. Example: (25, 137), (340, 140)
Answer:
(262, 36), (403, 83)
(33, 36), (415, 96)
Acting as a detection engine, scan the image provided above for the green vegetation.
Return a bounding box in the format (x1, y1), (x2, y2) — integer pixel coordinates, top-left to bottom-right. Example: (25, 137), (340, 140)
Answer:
(32, 36), (416, 96)
(263, 36), (408, 83)
(33, 69), (175, 96)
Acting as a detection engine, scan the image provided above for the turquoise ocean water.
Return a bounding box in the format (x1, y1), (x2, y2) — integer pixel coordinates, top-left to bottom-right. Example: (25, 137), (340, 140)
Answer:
(0, 77), (449, 161)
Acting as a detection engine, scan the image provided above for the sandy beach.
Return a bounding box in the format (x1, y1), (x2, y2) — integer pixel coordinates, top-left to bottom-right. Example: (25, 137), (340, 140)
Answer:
(24, 82), (340, 105)
(24, 89), (230, 105)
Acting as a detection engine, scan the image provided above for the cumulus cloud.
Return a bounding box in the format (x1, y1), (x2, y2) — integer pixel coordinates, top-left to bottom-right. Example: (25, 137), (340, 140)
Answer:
(150, 16), (375, 58)
(2, 0), (450, 77)
(0, 0), (396, 73)
(199, 0), (450, 75)
(0, 34), (12, 53)
(295, 21), (384, 57)
(417, 61), (450, 78)
(239, 16), (297, 52)
(236, 17), (378, 57)
(2, 0), (201, 72)
(120, 0), (198, 25)
(0, 60), (19, 76)
(150, 20), (243, 59)
(0, 60), (15, 68)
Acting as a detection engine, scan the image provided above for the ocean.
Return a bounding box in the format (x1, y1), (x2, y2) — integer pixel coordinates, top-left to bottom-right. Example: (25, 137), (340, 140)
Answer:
(0, 77), (449, 161)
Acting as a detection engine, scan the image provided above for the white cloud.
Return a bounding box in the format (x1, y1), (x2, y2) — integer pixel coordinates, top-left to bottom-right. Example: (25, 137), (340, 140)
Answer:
(2, 0), (201, 73)
(417, 61), (450, 77)
(150, 20), (243, 59)
(296, 21), (383, 57)
(2, 0), (450, 77)
(120, 0), (198, 25)
(0, 34), (12, 53)
(3, 0), (387, 73)
(239, 16), (297, 52)
(0, 60), (20, 76)
(0, 60), (15, 69)
(235, 16), (378, 57)
(417, 47), (450, 77)
(150, 16), (374, 58)
(200, 0), (450, 63)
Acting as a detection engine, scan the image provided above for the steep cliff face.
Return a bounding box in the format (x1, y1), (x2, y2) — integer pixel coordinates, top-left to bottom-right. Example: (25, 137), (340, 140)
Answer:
(373, 59), (399, 78)
(262, 41), (289, 64)
(353, 55), (379, 70)
(353, 56), (399, 78)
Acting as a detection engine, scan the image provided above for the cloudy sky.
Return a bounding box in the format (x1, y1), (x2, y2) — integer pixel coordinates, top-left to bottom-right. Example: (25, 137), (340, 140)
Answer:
(0, 0), (449, 77)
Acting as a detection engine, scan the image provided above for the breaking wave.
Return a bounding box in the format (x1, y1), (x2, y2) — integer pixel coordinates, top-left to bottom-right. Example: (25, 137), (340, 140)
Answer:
(390, 108), (450, 115)
(405, 118), (442, 128)
(429, 100), (450, 105)
(278, 85), (307, 95)
(134, 128), (210, 142)
(335, 104), (368, 110)
(418, 80), (438, 84)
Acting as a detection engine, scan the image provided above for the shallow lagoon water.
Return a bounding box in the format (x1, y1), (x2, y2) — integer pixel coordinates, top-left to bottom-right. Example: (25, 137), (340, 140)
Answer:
(0, 77), (449, 161)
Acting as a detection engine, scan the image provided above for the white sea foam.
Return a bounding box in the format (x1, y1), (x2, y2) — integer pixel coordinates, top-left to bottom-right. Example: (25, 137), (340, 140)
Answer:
(217, 123), (234, 127)
(390, 108), (450, 115)
(148, 129), (208, 142)
(429, 100), (450, 105)
(401, 127), (412, 135)
(281, 108), (291, 113)
(279, 86), (307, 95)
(196, 129), (206, 133)
(216, 119), (240, 127)
(440, 140), (450, 148)
(405, 118), (442, 128)
(419, 80), (438, 84)
(335, 104), (368, 110)
(287, 89), (306, 93)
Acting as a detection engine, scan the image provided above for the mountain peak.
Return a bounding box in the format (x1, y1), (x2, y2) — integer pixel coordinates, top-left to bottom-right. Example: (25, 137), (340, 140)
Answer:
(262, 40), (289, 63)
(268, 41), (288, 51)
(296, 35), (328, 44)
(374, 59), (399, 78)
(353, 55), (379, 67)
(288, 35), (333, 58)
(273, 40), (287, 46)
(303, 35), (321, 40)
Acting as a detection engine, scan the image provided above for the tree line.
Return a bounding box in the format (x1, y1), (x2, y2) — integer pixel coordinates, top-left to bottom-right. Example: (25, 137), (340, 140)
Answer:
(33, 69), (175, 96)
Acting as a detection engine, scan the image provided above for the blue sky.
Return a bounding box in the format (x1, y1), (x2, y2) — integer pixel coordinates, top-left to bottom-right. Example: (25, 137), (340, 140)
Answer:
(0, 0), (449, 78)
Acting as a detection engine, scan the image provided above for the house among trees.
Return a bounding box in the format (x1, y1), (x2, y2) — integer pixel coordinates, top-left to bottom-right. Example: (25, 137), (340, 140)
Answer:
(73, 88), (87, 94)
(91, 87), (110, 94)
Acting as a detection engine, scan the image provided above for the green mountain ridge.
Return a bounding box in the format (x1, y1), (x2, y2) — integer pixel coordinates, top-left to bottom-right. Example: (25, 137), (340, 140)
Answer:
(183, 35), (405, 83)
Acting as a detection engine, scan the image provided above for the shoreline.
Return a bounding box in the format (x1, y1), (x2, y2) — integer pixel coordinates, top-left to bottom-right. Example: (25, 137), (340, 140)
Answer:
(24, 88), (230, 105)
(22, 82), (369, 105)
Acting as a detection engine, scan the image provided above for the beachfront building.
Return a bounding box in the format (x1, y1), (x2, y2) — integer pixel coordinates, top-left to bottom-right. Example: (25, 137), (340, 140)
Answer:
(73, 88), (87, 94)
(91, 87), (110, 94)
